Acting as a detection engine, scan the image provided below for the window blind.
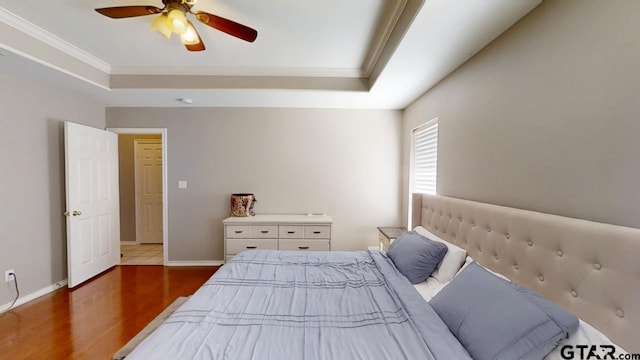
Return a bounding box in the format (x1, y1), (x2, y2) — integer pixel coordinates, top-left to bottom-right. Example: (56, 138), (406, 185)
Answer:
(412, 120), (438, 194)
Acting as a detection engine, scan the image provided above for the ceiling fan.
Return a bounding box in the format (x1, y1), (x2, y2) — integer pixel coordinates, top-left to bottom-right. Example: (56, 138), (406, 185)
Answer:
(95, 0), (257, 52)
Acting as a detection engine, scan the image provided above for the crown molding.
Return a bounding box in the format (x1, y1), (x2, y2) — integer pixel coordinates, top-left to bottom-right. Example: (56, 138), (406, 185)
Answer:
(361, 0), (407, 77)
(110, 65), (365, 78)
(109, 74), (369, 91)
(0, 7), (111, 73)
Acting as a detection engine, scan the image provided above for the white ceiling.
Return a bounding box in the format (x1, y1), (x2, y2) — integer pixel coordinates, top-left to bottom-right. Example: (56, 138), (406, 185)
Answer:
(0, 0), (540, 109)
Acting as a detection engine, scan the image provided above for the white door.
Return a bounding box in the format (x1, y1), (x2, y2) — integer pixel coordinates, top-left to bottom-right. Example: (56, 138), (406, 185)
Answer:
(64, 122), (120, 288)
(135, 139), (163, 244)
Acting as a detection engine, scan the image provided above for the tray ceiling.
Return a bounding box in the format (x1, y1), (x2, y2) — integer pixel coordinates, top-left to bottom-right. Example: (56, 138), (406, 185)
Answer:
(0, 0), (541, 109)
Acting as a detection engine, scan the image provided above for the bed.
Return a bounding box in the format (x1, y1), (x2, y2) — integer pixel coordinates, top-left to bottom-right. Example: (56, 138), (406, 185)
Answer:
(126, 194), (640, 359)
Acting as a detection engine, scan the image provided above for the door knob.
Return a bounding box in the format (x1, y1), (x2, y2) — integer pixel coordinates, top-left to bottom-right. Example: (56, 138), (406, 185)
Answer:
(64, 210), (82, 217)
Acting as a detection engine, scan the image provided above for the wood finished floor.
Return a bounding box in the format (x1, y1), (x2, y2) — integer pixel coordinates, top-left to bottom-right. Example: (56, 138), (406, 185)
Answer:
(0, 265), (218, 360)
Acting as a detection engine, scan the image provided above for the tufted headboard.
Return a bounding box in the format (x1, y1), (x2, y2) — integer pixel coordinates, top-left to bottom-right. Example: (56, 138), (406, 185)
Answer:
(412, 193), (640, 353)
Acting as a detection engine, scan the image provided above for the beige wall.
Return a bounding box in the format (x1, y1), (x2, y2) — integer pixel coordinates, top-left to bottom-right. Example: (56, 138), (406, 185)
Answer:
(107, 108), (403, 261)
(0, 72), (105, 305)
(403, 0), (640, 229)
(118, 134), (162, 243)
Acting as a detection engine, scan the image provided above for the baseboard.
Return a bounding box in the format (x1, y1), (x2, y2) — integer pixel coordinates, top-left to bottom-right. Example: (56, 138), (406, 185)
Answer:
(165, 261), (224, 266)
(120, 241), (139, 245)
(0, 279), (68, 313)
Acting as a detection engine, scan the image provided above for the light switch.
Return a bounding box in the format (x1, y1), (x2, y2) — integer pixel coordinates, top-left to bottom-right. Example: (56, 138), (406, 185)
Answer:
(178, 180), (187, 189)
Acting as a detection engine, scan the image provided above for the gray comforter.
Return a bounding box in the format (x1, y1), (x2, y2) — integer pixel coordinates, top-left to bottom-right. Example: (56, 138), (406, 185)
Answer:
(127, 250), (471, 359)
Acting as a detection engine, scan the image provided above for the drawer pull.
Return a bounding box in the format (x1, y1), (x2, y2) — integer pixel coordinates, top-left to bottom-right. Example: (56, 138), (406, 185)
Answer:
(260, 230), (269, 234)
(313, 231), (321, 234)
(246, 246), (257, 249)
(298, 246), (309, 250)
(287, 231), (295, 234)
(234, 230), (243, 234)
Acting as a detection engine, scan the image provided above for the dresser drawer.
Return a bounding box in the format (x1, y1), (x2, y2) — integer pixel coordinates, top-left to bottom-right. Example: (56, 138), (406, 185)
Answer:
(226, 225), (252, 238)
(304, 225), (330, 239)
(279, 239), (330, 251)
(223, 215), (333, 264)
(226, 239), (278, 254)
(279, 225), (304, 238)
(252, 225), (278, 238)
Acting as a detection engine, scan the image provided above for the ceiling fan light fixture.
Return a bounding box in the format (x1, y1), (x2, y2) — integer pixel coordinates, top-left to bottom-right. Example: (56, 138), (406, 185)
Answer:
(151, 14), (172, 39)
(95, 1), (257, 51)
(180, 21), (200, 45)
(167, 8), (188, 35)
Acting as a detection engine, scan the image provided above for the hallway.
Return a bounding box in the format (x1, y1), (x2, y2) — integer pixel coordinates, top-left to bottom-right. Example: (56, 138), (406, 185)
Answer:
(120, 244), (163, 265)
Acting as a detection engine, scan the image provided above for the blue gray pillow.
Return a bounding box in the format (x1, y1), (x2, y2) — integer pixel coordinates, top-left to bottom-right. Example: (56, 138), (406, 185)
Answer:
(386, 231), (448, 284)
(430, 262), (579, 360)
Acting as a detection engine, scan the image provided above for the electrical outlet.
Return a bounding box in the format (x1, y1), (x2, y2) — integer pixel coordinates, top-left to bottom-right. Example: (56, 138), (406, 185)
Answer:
(5, 269), (15, 283)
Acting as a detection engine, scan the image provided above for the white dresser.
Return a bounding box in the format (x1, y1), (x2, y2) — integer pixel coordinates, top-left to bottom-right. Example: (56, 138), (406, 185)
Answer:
(223, 214), (332, 262)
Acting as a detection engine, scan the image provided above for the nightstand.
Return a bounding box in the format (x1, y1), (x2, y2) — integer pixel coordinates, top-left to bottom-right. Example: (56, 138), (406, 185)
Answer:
(377, 227), (407, 251)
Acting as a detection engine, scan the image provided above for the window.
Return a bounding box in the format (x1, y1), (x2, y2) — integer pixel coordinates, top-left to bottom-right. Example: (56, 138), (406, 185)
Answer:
(411, 118), (438, 195)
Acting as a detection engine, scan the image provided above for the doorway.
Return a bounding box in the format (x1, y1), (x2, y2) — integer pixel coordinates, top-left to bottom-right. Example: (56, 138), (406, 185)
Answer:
(108, 128), (168, 265)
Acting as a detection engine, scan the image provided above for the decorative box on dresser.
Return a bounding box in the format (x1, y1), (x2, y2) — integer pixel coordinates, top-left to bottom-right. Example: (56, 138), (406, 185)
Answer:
(223, 214), (332, 263)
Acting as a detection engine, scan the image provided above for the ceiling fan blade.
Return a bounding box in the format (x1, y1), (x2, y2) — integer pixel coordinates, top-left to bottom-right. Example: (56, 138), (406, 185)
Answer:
(185, 29), (206, 52)
(186, 41), (205, 51)
(194, 12), (257, 43)
(95, 6), (163, 19)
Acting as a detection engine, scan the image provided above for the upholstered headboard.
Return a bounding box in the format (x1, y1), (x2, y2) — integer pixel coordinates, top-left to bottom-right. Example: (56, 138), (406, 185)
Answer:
(412, 193), (640, 353)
